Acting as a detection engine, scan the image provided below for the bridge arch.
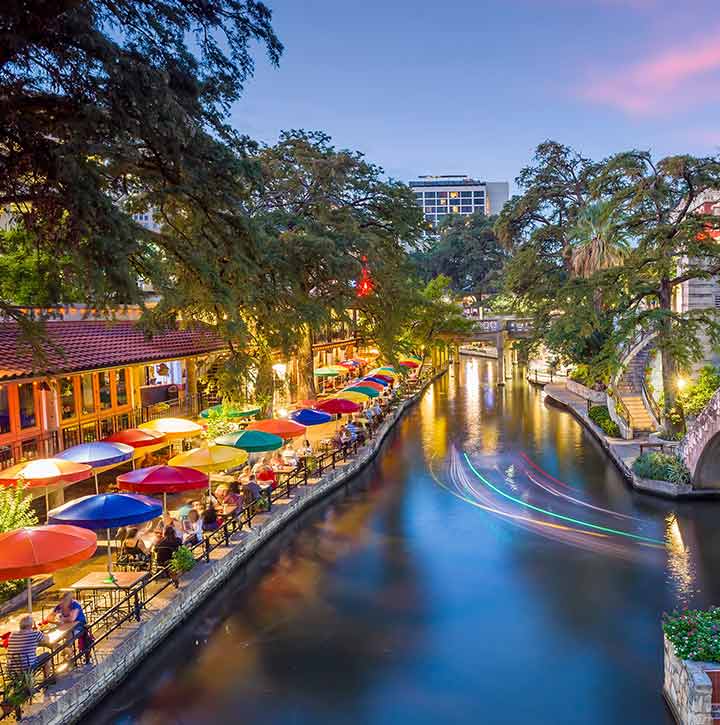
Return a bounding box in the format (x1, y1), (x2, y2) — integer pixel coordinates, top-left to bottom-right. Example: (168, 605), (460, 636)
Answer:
(679, 387), (720, 488)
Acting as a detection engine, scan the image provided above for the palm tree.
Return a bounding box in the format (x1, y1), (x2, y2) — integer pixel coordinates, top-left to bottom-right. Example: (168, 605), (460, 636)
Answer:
(570, 201), (629, 278)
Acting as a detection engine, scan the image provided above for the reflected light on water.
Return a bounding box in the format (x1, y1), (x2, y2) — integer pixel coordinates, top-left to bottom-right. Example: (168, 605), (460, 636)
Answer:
(665, 514), (696, 606)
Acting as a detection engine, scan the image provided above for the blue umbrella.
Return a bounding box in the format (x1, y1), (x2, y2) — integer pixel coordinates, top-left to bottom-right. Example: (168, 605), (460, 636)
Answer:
(48, 493), (162, 578)
(57, 442), (134, 493)
(289, 408), (333, 426)
(362, 376), (390, 387)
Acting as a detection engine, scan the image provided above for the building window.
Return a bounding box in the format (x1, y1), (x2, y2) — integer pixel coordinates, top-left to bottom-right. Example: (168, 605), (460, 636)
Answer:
(0, 386), (10, 435)
(59, 377), (76, 420)
(115, 369), (128, 407)
(80, 374), (95, 415)
(98, 371), (112, 410)
(18, 383), (36, 429)
(450, 191), (459, 198)
(452, 205), (460, 213)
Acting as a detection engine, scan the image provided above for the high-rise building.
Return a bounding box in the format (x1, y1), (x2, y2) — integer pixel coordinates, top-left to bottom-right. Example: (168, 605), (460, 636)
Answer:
(409, 175), (509, 226)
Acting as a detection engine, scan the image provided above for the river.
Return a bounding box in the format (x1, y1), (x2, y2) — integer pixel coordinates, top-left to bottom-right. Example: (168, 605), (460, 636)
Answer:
(88, 357), (720, 725)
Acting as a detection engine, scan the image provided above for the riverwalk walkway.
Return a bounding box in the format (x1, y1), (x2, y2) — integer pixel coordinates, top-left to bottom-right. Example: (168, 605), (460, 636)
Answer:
(9, 369), (443, 725)
(542, 382), (697, 498)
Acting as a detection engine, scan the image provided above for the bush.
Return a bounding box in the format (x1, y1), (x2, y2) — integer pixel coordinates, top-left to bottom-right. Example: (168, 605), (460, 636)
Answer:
(663, 608), (720, 662)
(170, 545), (196, 576)
(588, 405), (621, 437)
(570, 364), (606, 390)
(679, 365), (720, 418)
(632, 451), (691, 485)
(0, 484), (38, 604)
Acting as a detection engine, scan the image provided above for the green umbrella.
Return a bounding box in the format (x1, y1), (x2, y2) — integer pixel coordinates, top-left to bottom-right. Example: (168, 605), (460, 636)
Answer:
(344, 385), (380, 398)
(314, 366), (345, 377)
(200, 403), (261, 419)
(215, 430), (283, 452)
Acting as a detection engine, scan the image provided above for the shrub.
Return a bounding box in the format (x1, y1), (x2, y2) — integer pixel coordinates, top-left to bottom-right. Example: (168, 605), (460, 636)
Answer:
(679, 365), (720, 418)
(570, 364), (606, 390)
(663, 608), (720, 662)
(632, 451), (691, 485)
(588, 405), (621, 437)
(170, 545), (196, 576)
(0, 484), (38, 604)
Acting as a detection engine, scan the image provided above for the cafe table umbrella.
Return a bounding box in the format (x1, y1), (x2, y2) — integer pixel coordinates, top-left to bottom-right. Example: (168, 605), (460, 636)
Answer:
(199, 404), (261, 420)
(315, 398), (362, 415)
(214, 430), (283, 453)
(367, 373), (394, 384)
(104, 429), (169, 460)
(246, 419), (306, 439)
(0, 459), (93, 522)
(138, 417), (203, 441)
(168, 445), (248, 474)
(399, 359), (420, 369)
(344, 385), (380, 399)
(116, 465), (209, 512)
(0, 525), (97, 612)
(57, 441), (134, 494)
(353, 380), (384, 393)
(48, 492), (161, 580)
(289, 408), (332, 426)
(328, 391), (369, 404)
(362, 376), (390, 387)
(313, 366), (346, 377)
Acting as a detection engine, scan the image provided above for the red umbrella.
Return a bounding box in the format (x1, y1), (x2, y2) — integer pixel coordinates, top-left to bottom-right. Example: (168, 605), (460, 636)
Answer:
(0, 525), (97, 611)
(247, 419), (306, 439)
(399, 360), (420, 368)
(116, 465), (209, 510)
(104, 428), (168, 448)
(315, 398), (362, 415)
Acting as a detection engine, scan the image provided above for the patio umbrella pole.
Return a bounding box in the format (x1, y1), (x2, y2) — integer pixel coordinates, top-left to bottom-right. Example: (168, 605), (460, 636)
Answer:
(27, 577), (32, 613)
(105, 527), (115, 583)
(93, 471), (99, 495)
(163, 491), (167, 513)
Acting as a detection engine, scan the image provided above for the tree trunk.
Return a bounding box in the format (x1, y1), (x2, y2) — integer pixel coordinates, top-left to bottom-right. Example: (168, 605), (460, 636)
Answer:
(297, 324), (316, 401)
(254, 352), (275, 417)
(659, 279), (684, 438)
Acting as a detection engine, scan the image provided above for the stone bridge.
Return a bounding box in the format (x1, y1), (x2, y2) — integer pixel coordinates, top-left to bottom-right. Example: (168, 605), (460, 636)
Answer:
(679, 387), (720, 488)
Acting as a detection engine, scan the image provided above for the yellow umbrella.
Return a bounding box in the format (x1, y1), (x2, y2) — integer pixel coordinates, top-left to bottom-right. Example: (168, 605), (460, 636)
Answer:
(329, 391), (370, 403)
(138, 417), (203, 440)
(168, 444), (248, 473)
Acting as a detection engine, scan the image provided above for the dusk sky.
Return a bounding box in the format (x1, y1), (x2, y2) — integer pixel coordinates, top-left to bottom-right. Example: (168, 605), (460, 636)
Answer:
(232, 0), (720, 190)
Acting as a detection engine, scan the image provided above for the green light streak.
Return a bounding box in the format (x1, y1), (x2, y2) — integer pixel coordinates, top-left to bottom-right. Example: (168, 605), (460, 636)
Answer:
(463, 452), (664, 545)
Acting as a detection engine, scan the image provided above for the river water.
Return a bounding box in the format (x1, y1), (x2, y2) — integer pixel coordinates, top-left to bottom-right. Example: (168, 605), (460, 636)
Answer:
(89, 358), (720, 725)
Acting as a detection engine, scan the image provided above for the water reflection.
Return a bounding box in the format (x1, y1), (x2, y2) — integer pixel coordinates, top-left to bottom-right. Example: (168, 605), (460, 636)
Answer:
(91, 358), (720, 725)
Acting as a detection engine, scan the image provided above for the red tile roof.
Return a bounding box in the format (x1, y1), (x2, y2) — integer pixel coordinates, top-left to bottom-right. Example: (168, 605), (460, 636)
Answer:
(0, 320), (226, 381)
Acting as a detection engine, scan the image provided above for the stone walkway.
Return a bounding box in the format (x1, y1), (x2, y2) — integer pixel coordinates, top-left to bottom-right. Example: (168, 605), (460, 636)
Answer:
(542, 383), (693, 498)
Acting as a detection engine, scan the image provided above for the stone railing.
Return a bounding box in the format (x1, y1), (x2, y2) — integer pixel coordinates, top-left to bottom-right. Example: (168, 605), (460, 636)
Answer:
(566, 379), (605, 404)
(664, 633), (716, 725)
(679, 386), (720, 484)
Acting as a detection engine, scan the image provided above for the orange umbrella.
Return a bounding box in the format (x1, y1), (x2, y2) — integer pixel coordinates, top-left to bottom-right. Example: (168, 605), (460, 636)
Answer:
(0, 459), (94, 521)
(0, 525), (97, 611)
(247, 418), (306, 439)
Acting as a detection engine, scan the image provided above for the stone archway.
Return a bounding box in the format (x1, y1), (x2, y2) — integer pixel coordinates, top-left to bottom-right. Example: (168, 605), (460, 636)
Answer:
(693, 432), (720, 488)
(679, 387), (720, 488)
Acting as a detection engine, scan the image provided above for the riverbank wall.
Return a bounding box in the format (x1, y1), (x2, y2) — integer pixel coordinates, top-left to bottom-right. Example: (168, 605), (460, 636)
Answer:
(25, 369), (447, 725)
(541, 383), (717, 499)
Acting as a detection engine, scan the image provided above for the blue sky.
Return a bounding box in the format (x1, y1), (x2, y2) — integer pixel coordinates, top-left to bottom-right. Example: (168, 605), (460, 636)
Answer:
(231, 0), (720, 189)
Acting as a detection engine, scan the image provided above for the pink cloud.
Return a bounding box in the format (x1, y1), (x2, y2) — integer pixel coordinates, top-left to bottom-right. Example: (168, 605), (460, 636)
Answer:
(581, 32), (720, 115)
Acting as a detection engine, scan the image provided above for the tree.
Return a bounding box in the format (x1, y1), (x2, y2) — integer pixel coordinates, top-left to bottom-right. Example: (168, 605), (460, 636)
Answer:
(569, 201), (629, 279)
(414, 213), (506, 300)
(0, 0), (282, 315)
(594, 152), (720, 435)
(0, 484), (38, 603)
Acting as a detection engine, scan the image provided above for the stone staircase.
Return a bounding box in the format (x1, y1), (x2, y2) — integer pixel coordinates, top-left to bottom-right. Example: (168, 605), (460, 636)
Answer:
(615, 338), (657, 434)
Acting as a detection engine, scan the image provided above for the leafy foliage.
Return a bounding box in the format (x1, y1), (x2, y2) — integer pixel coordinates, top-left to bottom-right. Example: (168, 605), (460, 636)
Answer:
(170, 545), (196, 575)
(663, 608), (720, 662)
(0, 484), (39, 603)
(678, 366), (720, 418)
(588, 405), (620, 438)
(632, 452), (691, 485)
(413, 213), (506, 299)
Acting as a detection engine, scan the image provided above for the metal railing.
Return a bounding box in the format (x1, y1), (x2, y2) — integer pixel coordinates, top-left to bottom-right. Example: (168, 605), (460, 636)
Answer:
(0, 375), (430, 719)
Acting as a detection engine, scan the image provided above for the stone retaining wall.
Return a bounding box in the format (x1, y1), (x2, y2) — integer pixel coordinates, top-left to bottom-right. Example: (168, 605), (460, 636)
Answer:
(664, 633), (715, 725)
(25, 370), (445, 725)
(566, 379), (606, 404)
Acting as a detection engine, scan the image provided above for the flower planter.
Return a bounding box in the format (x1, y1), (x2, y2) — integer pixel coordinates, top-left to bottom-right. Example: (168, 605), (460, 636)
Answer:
(664, 633), (718, 724)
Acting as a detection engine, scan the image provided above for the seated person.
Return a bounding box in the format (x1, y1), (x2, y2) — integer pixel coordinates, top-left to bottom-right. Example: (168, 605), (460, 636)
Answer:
(236, 465), (252, 484)
(213, 484), (229, 509)
(202, 503), (219, 532)
(300, 439), (313, 457)
(7, 616), (53, 679)
(182, 509), (203, 545)
(221, 482), (243, 517)
(255, 460), (277, 488)
(162, 512), (184, 541)
(252, 456), (269, 475)
(270, 450), (284, 469)
(242, 474), (262, 507)
(340, 427), (351, 445)
(49, 592), (87, 635)
(155, 526), (181, 582)
(122, 527), (151, 557)
(280, 442), (298, 467)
